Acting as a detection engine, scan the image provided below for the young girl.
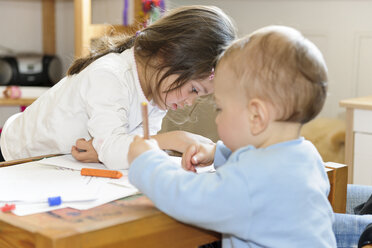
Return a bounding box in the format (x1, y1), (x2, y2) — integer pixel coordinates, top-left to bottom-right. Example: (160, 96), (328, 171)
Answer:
(128, 26), (336, 247)
(0, 5), (237, 169)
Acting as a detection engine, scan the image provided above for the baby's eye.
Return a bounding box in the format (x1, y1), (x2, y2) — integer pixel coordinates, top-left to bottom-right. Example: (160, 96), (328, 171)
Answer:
(191, 87), (198, 94)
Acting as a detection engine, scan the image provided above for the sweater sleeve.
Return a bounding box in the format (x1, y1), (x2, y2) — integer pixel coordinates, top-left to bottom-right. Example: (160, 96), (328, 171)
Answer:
(214, 140), (232, 169)
(82, 69), (135, 169)
(129, 149), (250, 235)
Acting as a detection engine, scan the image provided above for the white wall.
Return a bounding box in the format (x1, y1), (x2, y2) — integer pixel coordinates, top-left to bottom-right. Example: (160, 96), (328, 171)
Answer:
(1, 0), (372, 118)
(169, 0), (372, 119)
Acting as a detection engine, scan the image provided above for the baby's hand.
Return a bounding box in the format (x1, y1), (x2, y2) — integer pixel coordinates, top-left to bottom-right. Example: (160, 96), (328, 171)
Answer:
(71, 138), (99, 163)
(181, 143), (216, 172)
(128, 136), (160, 165)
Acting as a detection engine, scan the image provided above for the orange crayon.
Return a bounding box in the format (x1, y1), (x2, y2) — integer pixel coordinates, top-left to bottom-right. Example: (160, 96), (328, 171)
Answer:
(81, 168), (123, 179)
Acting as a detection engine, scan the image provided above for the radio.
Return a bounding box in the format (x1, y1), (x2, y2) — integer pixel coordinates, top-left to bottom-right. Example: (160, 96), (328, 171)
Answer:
(0, 54), (62, 87)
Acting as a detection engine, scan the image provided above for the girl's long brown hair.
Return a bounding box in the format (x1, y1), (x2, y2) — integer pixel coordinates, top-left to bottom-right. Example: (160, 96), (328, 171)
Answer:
(67, 5), (237, 103)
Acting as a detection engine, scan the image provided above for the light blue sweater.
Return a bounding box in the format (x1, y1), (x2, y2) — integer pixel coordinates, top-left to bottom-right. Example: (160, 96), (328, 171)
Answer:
(129, 138), (337, 247)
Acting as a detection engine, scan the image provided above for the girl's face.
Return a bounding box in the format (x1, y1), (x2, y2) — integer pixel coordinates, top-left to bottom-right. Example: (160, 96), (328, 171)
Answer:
(160, 74), (214, 111)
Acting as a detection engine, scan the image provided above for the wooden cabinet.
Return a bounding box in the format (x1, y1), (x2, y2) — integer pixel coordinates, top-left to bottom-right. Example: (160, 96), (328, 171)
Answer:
(340, 96), (372, 184)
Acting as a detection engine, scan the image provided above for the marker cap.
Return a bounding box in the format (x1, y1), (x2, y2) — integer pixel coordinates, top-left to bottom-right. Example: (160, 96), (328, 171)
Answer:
(48, 196), (62, 206)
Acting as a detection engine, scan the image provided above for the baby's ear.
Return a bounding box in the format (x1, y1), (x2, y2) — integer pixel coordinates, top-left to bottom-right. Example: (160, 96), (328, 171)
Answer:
(247, 99), (271, 135)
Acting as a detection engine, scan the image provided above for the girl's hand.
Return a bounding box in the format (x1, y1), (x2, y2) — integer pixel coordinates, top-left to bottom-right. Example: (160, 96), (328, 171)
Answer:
(71, 138), (99, 163)
(181, 143), (216, 172)
(128, 136), (160, 165)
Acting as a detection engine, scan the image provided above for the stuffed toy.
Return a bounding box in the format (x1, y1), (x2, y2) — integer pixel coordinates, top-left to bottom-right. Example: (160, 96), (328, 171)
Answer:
(301, 118), (346, 164)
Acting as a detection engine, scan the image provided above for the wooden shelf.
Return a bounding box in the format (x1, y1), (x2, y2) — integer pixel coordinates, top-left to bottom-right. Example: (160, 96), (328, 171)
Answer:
(0, 98), (36, 106)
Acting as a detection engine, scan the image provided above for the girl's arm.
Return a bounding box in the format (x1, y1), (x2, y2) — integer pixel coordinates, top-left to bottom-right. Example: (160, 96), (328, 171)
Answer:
(72, 130), (214, 164)
(152, 130), (214, 153)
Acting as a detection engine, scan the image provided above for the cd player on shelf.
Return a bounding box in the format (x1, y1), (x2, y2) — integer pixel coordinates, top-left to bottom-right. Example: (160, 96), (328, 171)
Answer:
(0, 53), (62, 87)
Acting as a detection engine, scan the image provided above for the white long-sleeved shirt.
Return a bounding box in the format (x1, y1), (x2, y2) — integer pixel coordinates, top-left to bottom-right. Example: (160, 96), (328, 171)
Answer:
(0, 48), (166, 169)
(129, 138), (337, 247)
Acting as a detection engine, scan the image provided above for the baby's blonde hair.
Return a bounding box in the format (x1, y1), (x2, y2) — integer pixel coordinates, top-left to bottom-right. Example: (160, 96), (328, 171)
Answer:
(219, 26), (328, 124)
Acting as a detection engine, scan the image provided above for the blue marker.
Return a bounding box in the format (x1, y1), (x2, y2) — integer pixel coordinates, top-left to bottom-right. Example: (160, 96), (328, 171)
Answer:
(48, 196), (62, 206)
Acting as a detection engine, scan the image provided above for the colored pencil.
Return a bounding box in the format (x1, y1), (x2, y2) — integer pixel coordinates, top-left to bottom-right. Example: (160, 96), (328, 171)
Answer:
(0, 153), (63, 168)
(141, 102), (150, 139)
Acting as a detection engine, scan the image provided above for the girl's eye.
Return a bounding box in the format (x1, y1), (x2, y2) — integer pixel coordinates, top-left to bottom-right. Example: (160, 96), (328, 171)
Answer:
(191, 87), (198, 94)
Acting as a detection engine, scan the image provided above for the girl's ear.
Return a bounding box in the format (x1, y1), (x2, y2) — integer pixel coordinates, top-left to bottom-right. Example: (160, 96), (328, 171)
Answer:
(247, 99), (271, 135)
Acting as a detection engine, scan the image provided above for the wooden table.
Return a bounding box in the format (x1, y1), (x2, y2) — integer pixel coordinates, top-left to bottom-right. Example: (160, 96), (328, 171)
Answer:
(0, 196), (220, 248)
(0, 157), (220, 248)
(0, 157), (347, 247)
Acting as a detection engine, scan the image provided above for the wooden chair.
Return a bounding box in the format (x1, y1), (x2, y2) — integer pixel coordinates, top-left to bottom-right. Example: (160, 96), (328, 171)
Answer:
(74, 0), (143, 58)
(326, 162), (348, 213)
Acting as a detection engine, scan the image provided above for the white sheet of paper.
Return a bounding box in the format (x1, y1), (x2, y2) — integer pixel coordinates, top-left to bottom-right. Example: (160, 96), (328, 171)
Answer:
(1, 155), (213, 216)
(39, 154), (107, 170)
(0, 162), (101, 202)
(39, 154), (130, 185)
(12, 182), (139, 216)
(68, 182), (139, 210)
(0, 160), (139, 216)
